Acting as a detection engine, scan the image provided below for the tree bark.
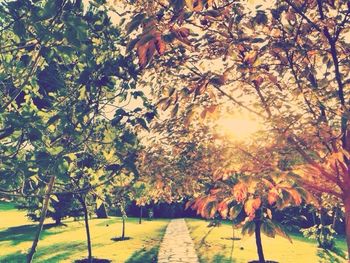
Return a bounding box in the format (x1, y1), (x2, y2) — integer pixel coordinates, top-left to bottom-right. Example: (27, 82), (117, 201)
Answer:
(318, 209), (325, 248)
(139, 206), (142, 224)
(254, 218), (265, 263)
(344, 194), (350, 262)
(122, 216), (125, 240)
(232, 220), (235, 242)
(332, 207), (338, 229)
(27, 176), (55, 263)
(55, 217), (61, 225)
(79, 196), (93, 263)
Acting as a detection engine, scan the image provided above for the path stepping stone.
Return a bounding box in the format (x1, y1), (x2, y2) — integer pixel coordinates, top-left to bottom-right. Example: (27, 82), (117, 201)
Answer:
(158, 218), (199, 263)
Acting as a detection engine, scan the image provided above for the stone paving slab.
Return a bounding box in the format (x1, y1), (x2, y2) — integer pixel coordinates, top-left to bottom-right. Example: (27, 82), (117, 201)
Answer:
(158, 218), (199, 263)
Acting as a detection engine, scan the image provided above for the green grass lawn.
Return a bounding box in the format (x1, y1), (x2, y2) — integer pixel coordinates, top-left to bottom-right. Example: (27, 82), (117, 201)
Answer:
(0, 201), (16, 210)
(186, 218), (348, 263)
(0, 203), (169, 262)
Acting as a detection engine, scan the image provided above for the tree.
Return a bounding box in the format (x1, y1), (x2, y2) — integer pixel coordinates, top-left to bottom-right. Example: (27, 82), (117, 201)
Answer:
(120, 0), (350, 259)
(0, 0), (152, 261)
(188, 140), (309, 263)
(131, 181), (152, 224)
(18, 192), (80, 225)
(108, 173), (135, 241)
(136, 116), (227, 205)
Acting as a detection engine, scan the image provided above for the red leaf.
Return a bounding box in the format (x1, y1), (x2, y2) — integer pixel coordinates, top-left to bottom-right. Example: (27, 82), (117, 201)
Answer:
(155, 35), (166, 55)
(137, 40), (156, 68)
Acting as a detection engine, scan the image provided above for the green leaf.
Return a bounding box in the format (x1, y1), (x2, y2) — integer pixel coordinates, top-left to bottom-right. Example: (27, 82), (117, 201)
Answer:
(37, 63), (65, 92)
(122, 130), (137, 145)
(50, 195), (59, 202)
(126, 13), (145, 34)
(47, 146), (64, 156)
(261, 220), (276, 238)
(242, 221), (255, 236)
(229, 203), (243, 219)
(136, 118), (149, 131)
(27, 127), (42, 141)
(47, 115), (60, 126)
(96, 198), (103, 208)
(36, 1), (57, 21)
(271, 220), (292, 243)
(13, 20), (26, 38)
(126, 37), (140, 53)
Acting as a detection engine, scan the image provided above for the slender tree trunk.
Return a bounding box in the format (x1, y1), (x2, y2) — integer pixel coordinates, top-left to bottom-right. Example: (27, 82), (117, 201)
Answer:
(312, 211), (317, 225)
(27, 176), (55, 263)
(344, 195), (350, 262)
(122, 216), (125, 240)
(139, 206), (143, 224)
(254, 215), (265, 263)
(332, 207), (338, 229)
(232, 220), (235, 242)
(79, 196), (93, 263)
(230, 220), (235, 262)
(318, 209), (325, 248)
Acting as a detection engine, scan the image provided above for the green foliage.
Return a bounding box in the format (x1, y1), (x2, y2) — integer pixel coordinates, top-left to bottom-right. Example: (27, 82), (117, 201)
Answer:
(301, 224), (336, 250)
(17, 193), (81, 224)
(241, 220), (255, 236)
(0, 0), (149, 197)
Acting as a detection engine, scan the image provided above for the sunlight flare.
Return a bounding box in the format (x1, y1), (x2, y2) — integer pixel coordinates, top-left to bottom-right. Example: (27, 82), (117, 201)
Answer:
(215, 114), (262, 141)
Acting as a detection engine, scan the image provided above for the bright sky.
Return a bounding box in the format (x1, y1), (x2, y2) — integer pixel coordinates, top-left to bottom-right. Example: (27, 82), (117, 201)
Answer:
(215, 113), (262, 142)
(86, 0), (268, 140)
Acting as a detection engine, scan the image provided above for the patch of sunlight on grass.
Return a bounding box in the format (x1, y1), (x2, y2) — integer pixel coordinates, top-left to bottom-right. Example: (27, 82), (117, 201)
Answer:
(185, 218), (347, 263)
(0, 202), (34, 229)
(0, 216), (169, 262)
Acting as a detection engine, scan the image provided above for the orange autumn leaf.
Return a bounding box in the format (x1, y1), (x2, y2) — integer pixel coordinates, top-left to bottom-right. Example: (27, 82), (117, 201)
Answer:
(287, 188), (302, 205)
(268, 189), (278, 205)
(243, 50), (258, 64)
(244, 198), (261, 217)
(233, 182), (248, 202)
(137, 41), (153, 68)
(136, 32), (167, 68)
(154, 33), (166, 55)
(252, 198), (261, 209)
(171, 27), (191, 45)
(217, 201), (228, 219)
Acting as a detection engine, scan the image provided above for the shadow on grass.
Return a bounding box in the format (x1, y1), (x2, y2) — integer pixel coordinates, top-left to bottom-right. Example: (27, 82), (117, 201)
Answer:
(125, 246), (159, 263)
(0, 223), (67, 245)
(111, 236), (132, 242)
(0, 241), (85, 262)
(198, 254), (237, 263)
(75, 258), (111, 263)
(317, 247), (347, 263)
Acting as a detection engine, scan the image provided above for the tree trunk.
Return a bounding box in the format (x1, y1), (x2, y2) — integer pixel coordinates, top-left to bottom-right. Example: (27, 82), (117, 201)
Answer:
(331, 207), (338, 229)
(232, 220), (235, 242)
(344, 195), (350, 262)
(254, 219), (265, 263)
(230, 220), (235, 262)
(79, 196), (93, 263)
(27, 176), (55, 263)
(139, 206), (142, 224)
(312, 211), (317, 225)
(122, 216), (125, 240)
(318, 209), (325, 248)
(55, 217), (61, 225)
